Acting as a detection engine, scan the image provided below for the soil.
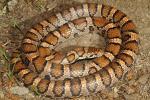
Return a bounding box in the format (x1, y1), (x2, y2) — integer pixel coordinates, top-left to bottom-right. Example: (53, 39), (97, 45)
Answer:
(0, 0), (150, 100)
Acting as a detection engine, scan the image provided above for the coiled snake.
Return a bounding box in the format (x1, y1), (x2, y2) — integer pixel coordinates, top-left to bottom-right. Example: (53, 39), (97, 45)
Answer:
(11, 3), (139, 98)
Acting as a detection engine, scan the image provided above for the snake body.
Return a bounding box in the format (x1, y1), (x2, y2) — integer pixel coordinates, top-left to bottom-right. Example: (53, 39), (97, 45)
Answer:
(11, 3), (139, 98)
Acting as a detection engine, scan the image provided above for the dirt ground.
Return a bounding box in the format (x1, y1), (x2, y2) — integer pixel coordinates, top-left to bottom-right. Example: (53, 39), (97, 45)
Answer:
(0, 0), (150, 100)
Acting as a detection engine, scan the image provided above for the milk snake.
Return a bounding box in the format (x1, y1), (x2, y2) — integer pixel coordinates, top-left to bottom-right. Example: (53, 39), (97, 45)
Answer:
(11, 3), (139, 98)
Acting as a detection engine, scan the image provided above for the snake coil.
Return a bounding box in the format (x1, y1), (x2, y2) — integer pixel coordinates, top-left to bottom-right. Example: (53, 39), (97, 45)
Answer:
(11, 3), (139, 98)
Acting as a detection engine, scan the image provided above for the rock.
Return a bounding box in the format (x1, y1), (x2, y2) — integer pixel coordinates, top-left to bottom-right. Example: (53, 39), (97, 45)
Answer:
(10, 86), (29, 96)
(7, 0), (18, 11)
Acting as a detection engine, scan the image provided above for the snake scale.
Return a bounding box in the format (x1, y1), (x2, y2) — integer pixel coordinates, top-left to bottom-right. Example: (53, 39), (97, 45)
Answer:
(11, 3), (139, 98)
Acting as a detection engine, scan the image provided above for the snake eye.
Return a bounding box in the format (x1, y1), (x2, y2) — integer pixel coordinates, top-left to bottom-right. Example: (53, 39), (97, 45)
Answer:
(22, 57), (30, 66)
(44, 75), (50, 80)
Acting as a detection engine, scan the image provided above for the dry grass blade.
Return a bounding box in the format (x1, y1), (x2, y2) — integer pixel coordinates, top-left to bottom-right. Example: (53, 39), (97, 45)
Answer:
(0, 45), (13, 79)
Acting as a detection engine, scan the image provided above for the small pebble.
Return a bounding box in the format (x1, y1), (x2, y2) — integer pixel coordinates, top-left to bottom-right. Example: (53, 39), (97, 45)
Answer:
(8, 0), (18, 11)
